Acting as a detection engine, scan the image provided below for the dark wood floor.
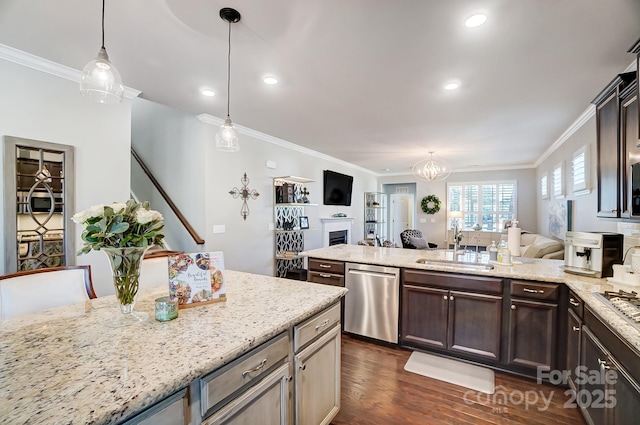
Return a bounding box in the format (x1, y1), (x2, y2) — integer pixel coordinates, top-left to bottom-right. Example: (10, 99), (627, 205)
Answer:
(331, 335), (586, 425)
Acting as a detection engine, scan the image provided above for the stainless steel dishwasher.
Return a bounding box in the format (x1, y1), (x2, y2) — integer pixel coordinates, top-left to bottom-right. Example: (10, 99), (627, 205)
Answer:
(344, 262), (400, 343)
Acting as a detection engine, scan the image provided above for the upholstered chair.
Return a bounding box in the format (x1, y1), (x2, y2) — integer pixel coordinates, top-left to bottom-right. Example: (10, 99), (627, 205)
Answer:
(0, 265), (96, 319)
(400, 229), (438, 249)
(139, 250), (182, 289)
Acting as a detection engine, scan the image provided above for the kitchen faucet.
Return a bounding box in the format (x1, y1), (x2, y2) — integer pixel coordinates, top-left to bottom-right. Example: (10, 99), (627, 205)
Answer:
(470, 236), (480, 261)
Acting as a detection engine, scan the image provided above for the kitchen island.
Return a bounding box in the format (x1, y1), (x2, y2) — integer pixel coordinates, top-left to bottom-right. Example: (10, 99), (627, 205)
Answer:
(0, 270), (347, 425)
(304, 244), (640, 350)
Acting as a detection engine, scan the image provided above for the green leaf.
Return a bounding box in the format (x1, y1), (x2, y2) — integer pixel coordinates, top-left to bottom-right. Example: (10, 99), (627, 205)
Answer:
(110, 222), (129, 234)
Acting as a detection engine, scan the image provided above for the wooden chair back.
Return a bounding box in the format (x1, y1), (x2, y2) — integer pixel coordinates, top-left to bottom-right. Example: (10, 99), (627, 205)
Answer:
(140, 250), (182, 289)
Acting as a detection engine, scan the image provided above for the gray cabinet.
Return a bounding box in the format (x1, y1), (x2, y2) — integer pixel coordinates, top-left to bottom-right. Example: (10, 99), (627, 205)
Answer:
(293, 303), (341, 425)
(120, 388), (190, 425)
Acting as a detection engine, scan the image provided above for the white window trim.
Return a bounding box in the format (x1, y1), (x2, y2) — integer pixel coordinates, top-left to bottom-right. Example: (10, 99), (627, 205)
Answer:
(552, 162), (564, 199)
(446, 180), (517, 232)
(571, 145), (591, 196)
(540, 173), (549, 200)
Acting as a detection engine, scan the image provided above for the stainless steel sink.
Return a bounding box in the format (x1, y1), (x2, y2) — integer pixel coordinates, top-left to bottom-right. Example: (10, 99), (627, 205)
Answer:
(415, 258), (494, 271)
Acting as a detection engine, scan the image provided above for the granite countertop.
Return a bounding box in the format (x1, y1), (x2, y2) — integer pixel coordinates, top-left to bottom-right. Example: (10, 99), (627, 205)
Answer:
(304, 244), (640, 352)
(0, 270), (347, 425)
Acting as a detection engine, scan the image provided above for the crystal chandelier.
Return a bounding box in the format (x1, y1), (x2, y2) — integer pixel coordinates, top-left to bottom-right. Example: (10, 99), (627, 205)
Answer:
(411, 152), (452, 182)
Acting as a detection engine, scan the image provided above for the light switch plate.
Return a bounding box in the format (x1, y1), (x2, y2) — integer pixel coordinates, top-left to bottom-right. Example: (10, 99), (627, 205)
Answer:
(431, 218), (436, 223)
(213, 225), (226, 234)
(266, 160), (277, 169)
(268, 223), (274, 231)
(419, 218), (427, 224)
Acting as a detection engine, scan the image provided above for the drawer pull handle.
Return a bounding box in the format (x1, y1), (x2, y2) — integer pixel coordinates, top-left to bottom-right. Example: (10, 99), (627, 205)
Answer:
(449, 295), (454, 301)
(315, 319), (330, 331)
(443, 295), (448, 300)
(572, 326), (580, 332)
(319, 264), (331, 269)
(300, 364), (307, 371)
(511, 305), (516, 310)
(569, 299), (580, 307)
(523, 288), (544, 294)
(319, 273), (332, 278)
(242, 359), (267, 378)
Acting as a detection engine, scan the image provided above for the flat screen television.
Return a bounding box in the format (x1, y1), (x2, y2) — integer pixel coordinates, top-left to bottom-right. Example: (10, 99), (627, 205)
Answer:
(323, 170), (353, 206)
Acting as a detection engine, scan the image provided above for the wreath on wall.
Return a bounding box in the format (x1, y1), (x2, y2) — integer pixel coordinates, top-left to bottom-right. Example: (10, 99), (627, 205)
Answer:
(420, 195), (441, 215)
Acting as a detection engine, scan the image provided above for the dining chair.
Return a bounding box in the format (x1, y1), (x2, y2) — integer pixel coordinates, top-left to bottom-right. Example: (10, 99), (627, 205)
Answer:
(0, 265), (96, 319)
(140, 250), (182, 289)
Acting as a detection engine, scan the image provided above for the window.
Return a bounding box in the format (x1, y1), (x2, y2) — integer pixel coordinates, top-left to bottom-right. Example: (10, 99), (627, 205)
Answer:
(540, 174), (549, 199)
(571, 145), (590, 195)
(552, 162), (563, 198)
(447, 181), (517, 231)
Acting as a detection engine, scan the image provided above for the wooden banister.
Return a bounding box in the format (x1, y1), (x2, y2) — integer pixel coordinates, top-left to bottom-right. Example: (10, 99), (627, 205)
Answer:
(131, 148), (205, 245)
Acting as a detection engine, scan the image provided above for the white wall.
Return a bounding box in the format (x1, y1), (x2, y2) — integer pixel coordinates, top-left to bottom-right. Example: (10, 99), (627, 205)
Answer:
(0, 59), (132, 296)
(131, 99), (379, 277)
(379, 168), (537, 248)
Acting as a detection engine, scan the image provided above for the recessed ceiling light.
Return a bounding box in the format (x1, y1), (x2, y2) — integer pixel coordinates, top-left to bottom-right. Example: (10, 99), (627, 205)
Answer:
(201, 89), (215, 97)
(444, 82), (460, 90)
(465, 13), (487, 28)
(263, 76), (278, 85)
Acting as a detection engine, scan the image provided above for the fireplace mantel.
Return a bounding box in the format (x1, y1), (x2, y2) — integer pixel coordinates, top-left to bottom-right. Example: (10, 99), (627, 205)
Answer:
(321, 218), (354, 247)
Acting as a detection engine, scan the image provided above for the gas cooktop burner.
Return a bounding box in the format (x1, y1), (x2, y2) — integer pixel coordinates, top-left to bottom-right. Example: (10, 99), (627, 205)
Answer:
(597, 290), (640, 325)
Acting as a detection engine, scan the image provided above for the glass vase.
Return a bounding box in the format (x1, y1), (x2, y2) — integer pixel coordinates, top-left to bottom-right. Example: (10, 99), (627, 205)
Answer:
(102, 246), (150, 327)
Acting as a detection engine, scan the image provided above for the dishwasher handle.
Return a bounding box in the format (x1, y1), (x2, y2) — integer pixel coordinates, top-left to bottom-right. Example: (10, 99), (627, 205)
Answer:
(347, 269), (398, 279)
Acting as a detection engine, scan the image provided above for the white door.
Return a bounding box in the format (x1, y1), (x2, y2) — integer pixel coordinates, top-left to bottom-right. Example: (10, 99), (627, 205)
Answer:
(390, 194), (414, 244)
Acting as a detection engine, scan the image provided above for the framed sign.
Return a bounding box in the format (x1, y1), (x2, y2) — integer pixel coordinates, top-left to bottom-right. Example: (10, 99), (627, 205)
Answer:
(168, 252), (227, 309)
(299, 216), (309, 229)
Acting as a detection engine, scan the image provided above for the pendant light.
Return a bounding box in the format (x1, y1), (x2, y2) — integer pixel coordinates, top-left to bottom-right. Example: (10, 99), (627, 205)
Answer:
(216, 8), (241, 152)
(411, 152), (452, 182)
(80, 0), (123, 103)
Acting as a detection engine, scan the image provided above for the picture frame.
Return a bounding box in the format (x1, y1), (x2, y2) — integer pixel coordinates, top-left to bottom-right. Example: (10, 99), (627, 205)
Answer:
(299, 216), (309, 229)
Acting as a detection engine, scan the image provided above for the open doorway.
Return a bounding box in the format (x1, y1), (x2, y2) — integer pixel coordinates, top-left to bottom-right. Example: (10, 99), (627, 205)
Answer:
(385, 184), (416, 245)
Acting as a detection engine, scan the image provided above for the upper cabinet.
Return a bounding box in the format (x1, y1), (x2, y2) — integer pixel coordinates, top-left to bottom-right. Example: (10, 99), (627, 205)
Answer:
(593, 71), (636, 219)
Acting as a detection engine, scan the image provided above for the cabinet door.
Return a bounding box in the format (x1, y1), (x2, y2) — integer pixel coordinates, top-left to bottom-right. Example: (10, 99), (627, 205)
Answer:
(294, 325), (340, 425)
(203, 363), (291, 425)
(596, 91), (621, 218)
(508, 299), (557, 370)
(121, 388), (190, 425)
(401, 284), (448, 350)
(623, 94), (640, 218)
(610, 356), (640, 425)
(566, 309), (582, 392)
(448, 291), (502, 360)
(580, 327), (610, 425)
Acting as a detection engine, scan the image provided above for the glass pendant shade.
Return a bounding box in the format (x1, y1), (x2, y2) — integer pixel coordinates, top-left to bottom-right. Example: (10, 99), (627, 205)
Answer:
(80, 47), (123, 104)
(215, 116), (240, 152)
(411, 152), (452, 182)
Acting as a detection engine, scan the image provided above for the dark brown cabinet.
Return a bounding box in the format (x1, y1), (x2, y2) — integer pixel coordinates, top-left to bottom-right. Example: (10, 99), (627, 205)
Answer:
(16, 158), (63, 193)
(580, 306), (640, 425)
(507, 280), (561, 371)
(401, 270), (503, 362)
(307, 258), (344, 287)
(566, 291), (583, 392)
(593, 72), (636, 218)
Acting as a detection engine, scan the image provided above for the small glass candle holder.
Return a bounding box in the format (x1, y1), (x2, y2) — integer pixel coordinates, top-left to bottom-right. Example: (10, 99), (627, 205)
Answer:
(155, 296), (178, 322)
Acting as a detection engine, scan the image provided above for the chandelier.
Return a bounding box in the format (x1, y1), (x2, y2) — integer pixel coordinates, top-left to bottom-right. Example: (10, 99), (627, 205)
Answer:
(411, 152), (452, 182)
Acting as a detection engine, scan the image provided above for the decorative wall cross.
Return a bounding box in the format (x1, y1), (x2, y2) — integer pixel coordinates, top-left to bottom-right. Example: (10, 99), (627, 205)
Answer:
(229, 173), (260, 221)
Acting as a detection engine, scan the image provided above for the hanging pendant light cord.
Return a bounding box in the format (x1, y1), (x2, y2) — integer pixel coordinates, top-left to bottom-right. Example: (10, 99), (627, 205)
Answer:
(101, 0), (106, 49)
(226, 20), (231, 117)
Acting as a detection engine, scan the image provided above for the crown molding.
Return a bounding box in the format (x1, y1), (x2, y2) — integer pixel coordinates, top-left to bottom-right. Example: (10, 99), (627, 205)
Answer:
(0, 43), (141, 99)
(197, 113), (378, 176)
(534, 104), (596, 168)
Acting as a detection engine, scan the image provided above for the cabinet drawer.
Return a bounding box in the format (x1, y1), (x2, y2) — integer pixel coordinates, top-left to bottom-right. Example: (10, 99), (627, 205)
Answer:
(294, 303), (341, 352)
(120, 388), (189, 425)
(308, 258), (344, 275)
(200, 332), (290, 417)
(568, 291), (583, 318)
(308, 271), (344, 287)
(510, 280), (559, 302)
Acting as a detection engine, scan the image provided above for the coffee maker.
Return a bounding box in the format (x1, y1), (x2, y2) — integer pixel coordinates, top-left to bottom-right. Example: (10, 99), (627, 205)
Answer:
(563, 231), (623, 278)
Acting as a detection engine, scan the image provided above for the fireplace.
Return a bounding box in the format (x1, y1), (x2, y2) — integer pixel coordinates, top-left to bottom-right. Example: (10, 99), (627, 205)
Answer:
(321, 218), (354, 247)
(329, 230), (348, 246)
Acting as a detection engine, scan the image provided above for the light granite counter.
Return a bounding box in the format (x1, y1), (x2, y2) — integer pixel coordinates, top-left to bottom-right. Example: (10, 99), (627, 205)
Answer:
(304, 244), (640, 352)
(0, 270), (347, 425)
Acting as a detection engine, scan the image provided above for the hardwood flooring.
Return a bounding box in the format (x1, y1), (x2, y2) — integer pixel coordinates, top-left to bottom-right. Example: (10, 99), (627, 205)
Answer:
(331, 335), (586, 425)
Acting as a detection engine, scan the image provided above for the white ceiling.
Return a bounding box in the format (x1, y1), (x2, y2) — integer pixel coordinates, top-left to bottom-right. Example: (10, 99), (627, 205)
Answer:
(0, 0), (638, 175)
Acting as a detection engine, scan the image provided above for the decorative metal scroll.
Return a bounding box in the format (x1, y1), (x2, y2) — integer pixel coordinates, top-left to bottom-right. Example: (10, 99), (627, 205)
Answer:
(229, 173), (260, 221)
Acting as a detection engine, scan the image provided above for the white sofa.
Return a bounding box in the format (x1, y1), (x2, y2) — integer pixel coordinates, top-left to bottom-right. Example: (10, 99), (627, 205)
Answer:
(518, 233), (564, 259)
